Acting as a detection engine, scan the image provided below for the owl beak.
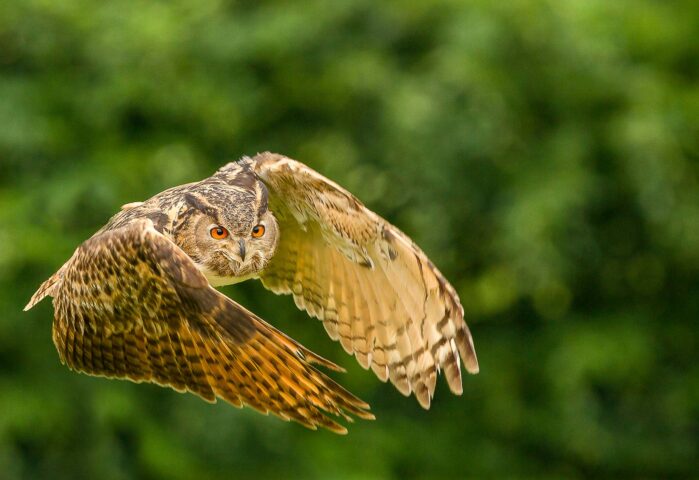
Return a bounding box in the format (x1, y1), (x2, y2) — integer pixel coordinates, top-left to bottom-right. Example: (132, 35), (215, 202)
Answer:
(238, 238), (246, 262)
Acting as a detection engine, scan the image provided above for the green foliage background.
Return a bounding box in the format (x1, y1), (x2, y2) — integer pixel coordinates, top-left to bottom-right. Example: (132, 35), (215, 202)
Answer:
(1, 1), (698, 478)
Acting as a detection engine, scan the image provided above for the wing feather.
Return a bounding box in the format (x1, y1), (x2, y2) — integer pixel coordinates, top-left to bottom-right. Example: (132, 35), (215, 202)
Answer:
(245, 152), (479, 408)
(27, 219), (372, 433)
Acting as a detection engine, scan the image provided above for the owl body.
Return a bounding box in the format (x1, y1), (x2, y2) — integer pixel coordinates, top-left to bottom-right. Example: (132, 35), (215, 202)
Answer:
(25, 153), (478, 433)
(101, 163), (278, 286)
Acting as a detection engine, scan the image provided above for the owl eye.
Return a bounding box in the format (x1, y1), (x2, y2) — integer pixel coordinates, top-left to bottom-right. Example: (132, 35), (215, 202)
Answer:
(210, 226), (229, 240)
(251, 225), (265, 238)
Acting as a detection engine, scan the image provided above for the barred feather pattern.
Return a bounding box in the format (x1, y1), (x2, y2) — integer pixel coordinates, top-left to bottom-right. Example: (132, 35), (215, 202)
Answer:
(27, 152), (478, 433)
(250, 153), (479, 409)
(39, 220), (373, 433)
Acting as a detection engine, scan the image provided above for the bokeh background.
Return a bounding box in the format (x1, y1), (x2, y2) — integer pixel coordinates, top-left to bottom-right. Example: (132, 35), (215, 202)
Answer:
(1, 1), (698, 478)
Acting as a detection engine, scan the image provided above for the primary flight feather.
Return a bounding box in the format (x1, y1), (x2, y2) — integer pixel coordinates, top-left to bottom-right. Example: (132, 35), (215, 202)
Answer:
(25, 152), (478, 433)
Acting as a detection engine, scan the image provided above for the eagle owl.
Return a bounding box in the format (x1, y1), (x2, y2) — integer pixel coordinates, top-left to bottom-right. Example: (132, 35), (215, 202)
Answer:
(25, 153), (478, 433)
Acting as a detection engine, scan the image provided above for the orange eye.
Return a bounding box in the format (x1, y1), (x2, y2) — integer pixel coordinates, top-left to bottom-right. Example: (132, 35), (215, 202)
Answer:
(251, 224), (265, 238)
(210, 226), (229, 240)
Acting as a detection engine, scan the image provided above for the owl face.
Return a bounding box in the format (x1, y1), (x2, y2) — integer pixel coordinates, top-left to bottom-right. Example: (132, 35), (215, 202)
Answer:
(176, 187), (279, 284)
(194, 208), (279, 282)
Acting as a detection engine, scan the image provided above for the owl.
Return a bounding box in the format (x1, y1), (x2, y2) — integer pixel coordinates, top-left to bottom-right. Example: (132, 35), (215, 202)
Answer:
(25, 153), (478, 433)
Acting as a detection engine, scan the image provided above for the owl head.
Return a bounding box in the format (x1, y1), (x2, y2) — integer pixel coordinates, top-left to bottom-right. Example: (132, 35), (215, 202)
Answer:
(176, 181), (279, 284)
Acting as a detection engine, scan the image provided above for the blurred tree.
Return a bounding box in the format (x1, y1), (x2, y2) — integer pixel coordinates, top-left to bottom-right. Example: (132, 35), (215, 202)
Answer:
(1, 0), (697, 478)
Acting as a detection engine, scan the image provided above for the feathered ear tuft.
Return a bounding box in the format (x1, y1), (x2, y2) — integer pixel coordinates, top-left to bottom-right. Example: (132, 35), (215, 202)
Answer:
(216, 155), (257, 176)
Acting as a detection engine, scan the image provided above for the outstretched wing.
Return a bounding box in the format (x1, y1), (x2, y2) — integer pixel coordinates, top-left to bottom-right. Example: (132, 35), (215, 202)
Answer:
(243, 153), (478, 409)
(26, 219), (372, 433)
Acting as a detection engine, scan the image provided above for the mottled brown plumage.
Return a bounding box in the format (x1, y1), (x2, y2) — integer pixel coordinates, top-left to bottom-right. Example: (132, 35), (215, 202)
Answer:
(25, 152), (478, 432)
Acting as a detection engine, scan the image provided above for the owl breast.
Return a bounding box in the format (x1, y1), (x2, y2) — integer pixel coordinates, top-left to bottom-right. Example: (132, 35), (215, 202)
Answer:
(198, 267), (257, 287)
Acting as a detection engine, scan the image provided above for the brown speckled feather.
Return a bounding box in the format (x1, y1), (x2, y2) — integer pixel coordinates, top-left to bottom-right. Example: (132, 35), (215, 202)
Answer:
(27, 152), (477, 431)
(243, 153), (479, 409)
(31, 219), (372, 433)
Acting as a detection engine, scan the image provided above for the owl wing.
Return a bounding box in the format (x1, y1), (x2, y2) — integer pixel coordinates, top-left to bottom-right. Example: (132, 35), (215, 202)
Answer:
(25, 219), (372, 433)
(247, 153), (479, 409)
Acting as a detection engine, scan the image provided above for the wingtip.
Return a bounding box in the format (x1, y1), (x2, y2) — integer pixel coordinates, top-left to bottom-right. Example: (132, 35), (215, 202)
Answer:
(352, 405), (376, 421)
(416, 395), (432, 410)
(24, 289), (43, 311)
(447, 378), (464, 396)
(304, 350), (346, 372)
(23, 295), (41, 311)
(456, 325), (480, 375)
(464, 350), (480, 375)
